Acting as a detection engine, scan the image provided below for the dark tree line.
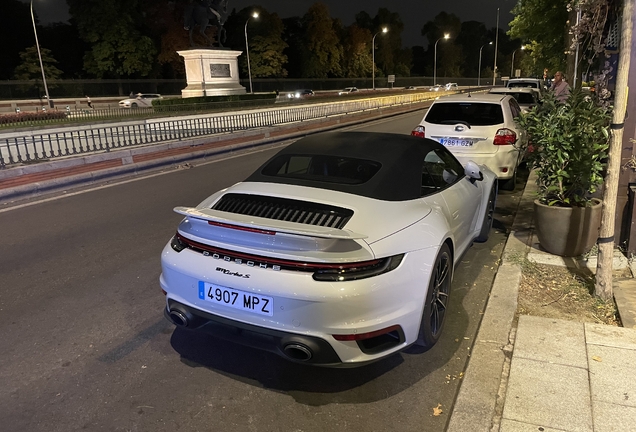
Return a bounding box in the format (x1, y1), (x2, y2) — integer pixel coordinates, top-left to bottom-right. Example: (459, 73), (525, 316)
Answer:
(1, 0), (523, 82)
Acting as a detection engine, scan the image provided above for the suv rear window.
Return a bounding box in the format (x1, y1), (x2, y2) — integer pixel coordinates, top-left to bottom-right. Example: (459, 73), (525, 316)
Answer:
(425, 102), (504, 126)
(260, 154), (381, 185)
(507, 82), (538, 89)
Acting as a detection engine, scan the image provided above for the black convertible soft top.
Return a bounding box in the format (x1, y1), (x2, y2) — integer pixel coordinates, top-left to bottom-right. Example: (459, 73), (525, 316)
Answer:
(245, 132), (445, 201)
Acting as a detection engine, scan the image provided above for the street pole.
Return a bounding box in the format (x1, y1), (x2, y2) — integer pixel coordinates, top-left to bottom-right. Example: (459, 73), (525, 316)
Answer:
(372, 27), (388, 91)
(493, 8), (500, 86)
(434, 34), (450, 86)
(30, 0), (51, 107)
(244, 12), (259, 94)
(479, 42), (492, 86)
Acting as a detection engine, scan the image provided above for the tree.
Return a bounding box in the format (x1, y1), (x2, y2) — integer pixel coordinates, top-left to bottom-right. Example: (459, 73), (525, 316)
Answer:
(40, 22), (89, 78)
(300, 2), (343, 78)
(421, 12), (462, 77)
(508, 0), (570, 76)
(13, 46), (63, 94)
(66, 0), (157, 78)
(281, 17), (304, 78)
(342, 24), (373, 78)
(224, 9), (288, 78)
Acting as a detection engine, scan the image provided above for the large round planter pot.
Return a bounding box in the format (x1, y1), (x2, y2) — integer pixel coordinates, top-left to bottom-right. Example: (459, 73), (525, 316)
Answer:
(533, 198), (602, 257)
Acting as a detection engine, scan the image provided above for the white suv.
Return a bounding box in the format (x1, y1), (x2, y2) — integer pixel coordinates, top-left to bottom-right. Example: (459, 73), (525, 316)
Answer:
(411, 93), (526, 190)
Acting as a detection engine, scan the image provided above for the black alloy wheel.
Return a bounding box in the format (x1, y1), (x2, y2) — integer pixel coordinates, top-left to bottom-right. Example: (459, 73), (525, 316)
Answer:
(476, 183), (497, 242)
(416, 243), (452, 348)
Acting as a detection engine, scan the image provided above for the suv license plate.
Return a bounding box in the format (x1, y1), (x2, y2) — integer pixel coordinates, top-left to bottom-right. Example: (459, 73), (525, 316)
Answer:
(440, 138), (474, 147)
(198, 281), (273, 316)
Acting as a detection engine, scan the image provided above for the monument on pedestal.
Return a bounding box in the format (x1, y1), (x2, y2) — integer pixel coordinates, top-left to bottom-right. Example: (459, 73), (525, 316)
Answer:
(178, 49), (246, 97)
(180, 0), (245, 98)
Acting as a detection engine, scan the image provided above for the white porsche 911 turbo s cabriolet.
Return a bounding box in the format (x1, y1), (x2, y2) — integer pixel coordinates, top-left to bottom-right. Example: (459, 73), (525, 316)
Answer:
(160, 132), (497, 367)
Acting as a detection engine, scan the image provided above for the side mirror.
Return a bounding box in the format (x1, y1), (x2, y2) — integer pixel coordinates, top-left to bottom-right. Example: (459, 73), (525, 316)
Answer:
(464, 161), (484, 182)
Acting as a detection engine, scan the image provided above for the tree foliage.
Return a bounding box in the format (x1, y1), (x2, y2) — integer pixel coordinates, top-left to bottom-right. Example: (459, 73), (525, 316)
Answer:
(508, 0), (570, 75)
(13, 46), (64, 92)
(301, 2), (343, 78)
(66, 0), (157, 78)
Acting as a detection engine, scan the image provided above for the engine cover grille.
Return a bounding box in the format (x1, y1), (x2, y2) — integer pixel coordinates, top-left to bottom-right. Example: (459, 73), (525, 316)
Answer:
(212, 193), (353, 229)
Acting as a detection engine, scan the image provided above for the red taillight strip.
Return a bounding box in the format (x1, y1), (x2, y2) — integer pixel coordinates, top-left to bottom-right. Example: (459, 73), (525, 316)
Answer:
(333, 325), (402, 341)
(176, 233), (381, 270)
(208, 220), (276, 235)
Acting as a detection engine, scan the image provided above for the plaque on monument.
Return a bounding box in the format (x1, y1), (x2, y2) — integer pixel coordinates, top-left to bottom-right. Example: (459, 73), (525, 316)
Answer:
(210, 64), (231, 78)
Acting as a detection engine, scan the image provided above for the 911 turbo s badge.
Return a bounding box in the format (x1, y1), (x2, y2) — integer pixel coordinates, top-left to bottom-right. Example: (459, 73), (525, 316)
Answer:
(215, 267), (250, 278)
(202, 250), (282, 272)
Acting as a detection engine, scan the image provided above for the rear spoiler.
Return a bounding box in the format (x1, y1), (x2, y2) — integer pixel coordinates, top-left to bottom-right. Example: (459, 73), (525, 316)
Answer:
(174, 206), (368, 240)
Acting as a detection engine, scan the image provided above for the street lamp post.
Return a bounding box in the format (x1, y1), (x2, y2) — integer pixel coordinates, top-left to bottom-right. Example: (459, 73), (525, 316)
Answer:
(511, 46), (525, 78)
(244, 12), (259, 94)
(434, 33), (450, 86)
(478, 42), (493, 86)
(372, 27), (388, 91)
(30, 0), (51, 107)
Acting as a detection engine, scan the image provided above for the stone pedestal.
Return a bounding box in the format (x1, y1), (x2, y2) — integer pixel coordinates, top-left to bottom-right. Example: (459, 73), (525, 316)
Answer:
(178, 49), (246, 97)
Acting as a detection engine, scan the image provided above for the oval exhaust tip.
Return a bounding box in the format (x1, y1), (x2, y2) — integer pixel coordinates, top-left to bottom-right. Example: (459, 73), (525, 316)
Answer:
(169, 310), (189, 327)
(283, 343), (313, 361)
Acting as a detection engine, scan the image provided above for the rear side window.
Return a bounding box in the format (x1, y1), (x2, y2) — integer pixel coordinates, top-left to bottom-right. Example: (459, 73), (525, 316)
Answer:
(425, 102), (504, 126)
(260, 154), (381, 185)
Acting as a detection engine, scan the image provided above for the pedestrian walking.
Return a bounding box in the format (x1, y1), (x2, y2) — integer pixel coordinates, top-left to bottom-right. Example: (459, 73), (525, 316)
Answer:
(551, 71), (571, 103)
(86, 95), (93, 109)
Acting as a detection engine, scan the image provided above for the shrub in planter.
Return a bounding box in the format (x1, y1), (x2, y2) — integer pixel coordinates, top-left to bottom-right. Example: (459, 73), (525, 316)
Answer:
(517, 90), (611, 206)
(516, 90), (611, 256)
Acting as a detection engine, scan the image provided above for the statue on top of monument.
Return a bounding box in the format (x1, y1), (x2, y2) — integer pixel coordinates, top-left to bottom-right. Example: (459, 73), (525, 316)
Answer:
(183, 0), (229, 48)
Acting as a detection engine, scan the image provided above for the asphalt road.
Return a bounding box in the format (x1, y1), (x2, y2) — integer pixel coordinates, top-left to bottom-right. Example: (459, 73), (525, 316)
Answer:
(0, 111), (527, 432)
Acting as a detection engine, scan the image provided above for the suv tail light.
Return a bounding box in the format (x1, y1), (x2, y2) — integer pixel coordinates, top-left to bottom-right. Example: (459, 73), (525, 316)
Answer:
(493, 128), (517, 145)
(411, 126), (426, 138)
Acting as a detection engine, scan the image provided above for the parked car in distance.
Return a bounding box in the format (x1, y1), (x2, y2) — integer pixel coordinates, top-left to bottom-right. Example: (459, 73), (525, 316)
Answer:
(506, 78), (545, 95)
(287, 89), (314, 99)
(338, 87), (359, 95)
(429, 84), (443, 92)
(118, 93), (162, 108)
(405, 86), (418, 90)
(488, 87), (540, 112)
(411, 93), (527, 191)
(160, 132), (498, 367)
(445, 83), (458, 91)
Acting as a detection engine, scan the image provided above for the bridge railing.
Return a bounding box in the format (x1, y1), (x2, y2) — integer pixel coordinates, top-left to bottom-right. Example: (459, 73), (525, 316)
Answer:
(0, 92), (440, 168)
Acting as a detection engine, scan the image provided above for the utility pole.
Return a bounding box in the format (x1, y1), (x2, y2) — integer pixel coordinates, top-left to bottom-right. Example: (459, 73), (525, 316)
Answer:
(595, 0), (633, 300)
(493, 8), (499, 85)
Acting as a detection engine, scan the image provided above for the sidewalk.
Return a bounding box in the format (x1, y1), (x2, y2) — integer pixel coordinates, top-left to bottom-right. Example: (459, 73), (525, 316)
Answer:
(448, 172), (636, 432)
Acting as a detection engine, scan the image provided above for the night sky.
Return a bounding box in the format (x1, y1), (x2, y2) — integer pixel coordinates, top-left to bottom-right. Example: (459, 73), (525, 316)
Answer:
(29, 0), (516, 48)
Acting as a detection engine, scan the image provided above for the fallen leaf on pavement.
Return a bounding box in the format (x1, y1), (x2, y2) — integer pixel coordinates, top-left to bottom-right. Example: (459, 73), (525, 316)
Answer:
(592, 356), (602, 362)
(433, 404), (443, 416)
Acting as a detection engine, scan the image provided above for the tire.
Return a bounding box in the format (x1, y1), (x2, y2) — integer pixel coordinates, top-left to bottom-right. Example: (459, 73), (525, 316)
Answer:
(475, 183), (497, 242)
(131, 102), (138, 108)
(415, 243), (453, 348)
(499, 167), (517, 191)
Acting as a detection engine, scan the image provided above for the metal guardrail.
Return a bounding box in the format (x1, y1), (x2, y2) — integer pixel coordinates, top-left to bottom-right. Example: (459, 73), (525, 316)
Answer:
(0, 92), (439, 168)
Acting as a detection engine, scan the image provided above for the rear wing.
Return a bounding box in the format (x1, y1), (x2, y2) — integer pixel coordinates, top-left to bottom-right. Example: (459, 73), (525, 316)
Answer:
(174, 207), (368, 240)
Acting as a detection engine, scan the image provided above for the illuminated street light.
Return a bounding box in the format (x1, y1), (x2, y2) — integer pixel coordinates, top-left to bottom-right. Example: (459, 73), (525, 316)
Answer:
(434, 33), (450, 86)
(30, 0), (51, 107)
(478, 42), (493, 86)
(511, 46), (525, 78)
(244, 11), (259, 94)
(372, 27), (388, 91)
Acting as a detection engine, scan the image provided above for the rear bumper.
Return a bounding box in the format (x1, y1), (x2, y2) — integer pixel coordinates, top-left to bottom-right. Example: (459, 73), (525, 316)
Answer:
(164, 298), (399, 367)
(452, 149), (520, 180)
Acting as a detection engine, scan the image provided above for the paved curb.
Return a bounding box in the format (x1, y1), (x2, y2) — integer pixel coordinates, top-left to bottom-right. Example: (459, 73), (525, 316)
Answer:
(447, 172), (538, 432)
(0, 102), (426, 202)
